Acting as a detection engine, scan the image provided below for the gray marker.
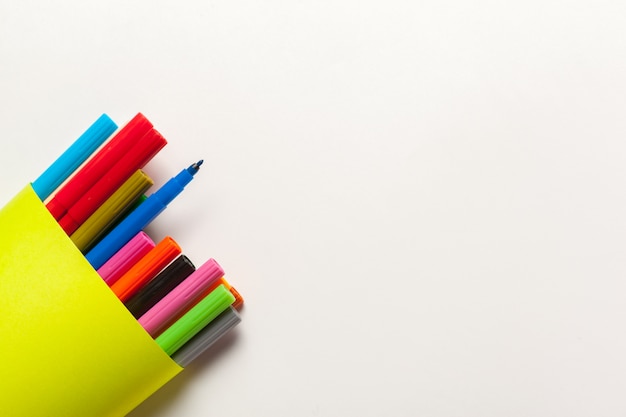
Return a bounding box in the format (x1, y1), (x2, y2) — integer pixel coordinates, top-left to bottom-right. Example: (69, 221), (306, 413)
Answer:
(171, 307), (242, 367)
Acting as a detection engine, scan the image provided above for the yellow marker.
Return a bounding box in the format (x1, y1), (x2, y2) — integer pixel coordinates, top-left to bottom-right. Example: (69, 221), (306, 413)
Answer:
(70, 170), (153, 252)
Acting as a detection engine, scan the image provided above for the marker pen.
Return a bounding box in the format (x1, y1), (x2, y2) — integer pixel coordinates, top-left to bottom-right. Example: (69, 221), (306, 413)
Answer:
(85, 160), (203, 269)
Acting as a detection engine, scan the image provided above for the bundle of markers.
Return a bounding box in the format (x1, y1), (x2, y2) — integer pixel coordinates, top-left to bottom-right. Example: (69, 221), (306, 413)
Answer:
(33, 113), (243, 364)
(0, 113), (243, 416)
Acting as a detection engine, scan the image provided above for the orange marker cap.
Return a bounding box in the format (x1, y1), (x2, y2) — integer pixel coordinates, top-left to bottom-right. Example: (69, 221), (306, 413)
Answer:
(227, 284), (244, 310)
(111, 236), (181, 302)
(201, 276), (244, 310)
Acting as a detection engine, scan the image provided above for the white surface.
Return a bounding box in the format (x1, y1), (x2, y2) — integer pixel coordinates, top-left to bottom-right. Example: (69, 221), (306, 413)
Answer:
(2, 1), (626, 416)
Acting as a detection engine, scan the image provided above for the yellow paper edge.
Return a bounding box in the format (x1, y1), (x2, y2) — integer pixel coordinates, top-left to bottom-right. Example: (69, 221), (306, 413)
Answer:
(0, 185), (182, 417)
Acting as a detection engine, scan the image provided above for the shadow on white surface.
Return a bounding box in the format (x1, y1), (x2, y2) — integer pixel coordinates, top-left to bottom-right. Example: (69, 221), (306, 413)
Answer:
(129, 330), (241, 417)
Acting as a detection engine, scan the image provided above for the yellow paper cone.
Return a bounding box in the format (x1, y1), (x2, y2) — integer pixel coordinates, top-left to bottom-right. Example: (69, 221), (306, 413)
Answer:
(0, 185), (182, 417)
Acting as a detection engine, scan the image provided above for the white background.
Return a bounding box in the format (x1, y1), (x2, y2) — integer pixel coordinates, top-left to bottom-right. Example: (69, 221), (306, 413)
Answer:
(2, 1), (626, 416)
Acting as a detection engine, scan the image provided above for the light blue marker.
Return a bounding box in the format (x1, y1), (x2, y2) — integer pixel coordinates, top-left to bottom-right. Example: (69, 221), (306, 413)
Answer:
(32, 114), (118, 200)
(85, 160), (203, 269)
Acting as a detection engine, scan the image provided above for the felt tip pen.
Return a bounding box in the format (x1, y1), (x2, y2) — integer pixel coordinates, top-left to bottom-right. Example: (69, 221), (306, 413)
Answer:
(32, 114), (118, 201)
(46, 113), (153, 220)
(58, 129), (167, 235)
(125, 255), (196, 318)
(70, 170), (153, 253)
(85, 160), (203, 269)
(201, 277), (245, 311)
(220, 278), (245, 311)
(97, 231), (155, 286)
(155, 284), (235, 356)
(111, 236), (182, 302)
(171, 306), (241, 367)
(138, 258), (224, 338)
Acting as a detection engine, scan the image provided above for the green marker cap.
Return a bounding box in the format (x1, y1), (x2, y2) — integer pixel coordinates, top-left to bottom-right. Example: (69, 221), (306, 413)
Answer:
(155, 285), (235, 356)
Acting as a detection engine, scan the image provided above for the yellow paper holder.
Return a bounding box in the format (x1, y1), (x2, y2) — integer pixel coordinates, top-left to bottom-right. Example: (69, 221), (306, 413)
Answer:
(0, 185), (183, 417)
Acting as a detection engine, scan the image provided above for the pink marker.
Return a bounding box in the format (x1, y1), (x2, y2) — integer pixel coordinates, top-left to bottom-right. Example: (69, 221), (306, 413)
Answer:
(138, 258), (224, 337)
(96, 231), (155, 285)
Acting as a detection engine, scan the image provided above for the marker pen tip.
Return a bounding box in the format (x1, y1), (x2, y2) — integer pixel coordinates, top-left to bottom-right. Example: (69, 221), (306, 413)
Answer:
(188, 160), (204, 174)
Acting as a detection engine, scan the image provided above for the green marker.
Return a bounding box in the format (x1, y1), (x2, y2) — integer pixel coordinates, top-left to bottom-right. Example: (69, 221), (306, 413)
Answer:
(155, 285), (235, 356)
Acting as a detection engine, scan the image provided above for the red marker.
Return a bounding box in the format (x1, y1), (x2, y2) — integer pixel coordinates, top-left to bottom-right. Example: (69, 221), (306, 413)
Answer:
(46, 113), (153, 220)
(58, 128), (167, 235)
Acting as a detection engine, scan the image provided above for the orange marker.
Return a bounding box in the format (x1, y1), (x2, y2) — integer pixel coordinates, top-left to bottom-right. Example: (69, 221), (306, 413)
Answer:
(111, 236), (181, 302)
(221, 279), (244, 310)
(201, 277), (244, 310)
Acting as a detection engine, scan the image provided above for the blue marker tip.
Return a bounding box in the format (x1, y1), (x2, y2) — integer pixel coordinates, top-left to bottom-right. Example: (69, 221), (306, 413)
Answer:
(187, 160), (203, 175)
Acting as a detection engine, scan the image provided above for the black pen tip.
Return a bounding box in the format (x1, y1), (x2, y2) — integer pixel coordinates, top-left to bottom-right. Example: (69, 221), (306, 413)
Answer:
(188, 160), (204, 175)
